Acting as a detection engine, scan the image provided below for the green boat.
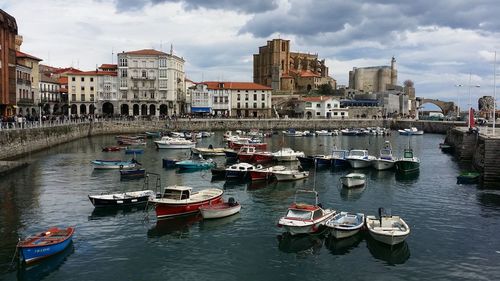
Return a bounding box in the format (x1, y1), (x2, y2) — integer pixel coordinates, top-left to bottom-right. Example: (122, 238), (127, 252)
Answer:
(395, 148), (420, 173)
(457, 172), (481, 184)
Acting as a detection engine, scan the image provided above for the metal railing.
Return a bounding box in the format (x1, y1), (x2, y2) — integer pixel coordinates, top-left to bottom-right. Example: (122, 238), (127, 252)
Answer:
(0, 118), (99, 131)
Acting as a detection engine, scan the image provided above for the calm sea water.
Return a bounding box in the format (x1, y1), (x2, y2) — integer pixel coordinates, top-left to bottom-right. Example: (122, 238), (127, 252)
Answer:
(1, 131), (500, 281)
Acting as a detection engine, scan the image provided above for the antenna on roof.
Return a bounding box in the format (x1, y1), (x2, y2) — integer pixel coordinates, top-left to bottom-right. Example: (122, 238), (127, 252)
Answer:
(111, 47), (114, 64)
(170, 43), (173, 55)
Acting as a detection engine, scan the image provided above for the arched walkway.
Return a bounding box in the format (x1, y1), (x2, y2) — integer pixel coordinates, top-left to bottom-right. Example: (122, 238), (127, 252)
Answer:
(71, 104), (78, 115)
(133, 104), (140, 116)
(102, 102), (114, 116)
(121, 104), (129, 116)
(149, 104), (156, 116)
(417, 98), (456, 116)
(80, 104), (87, 115)
(159, 104), (168, 116)
(141, 104), (147, 116)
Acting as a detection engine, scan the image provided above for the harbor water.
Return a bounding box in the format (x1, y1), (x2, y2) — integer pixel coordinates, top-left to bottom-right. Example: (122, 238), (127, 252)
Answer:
(1, 132), (500, 280)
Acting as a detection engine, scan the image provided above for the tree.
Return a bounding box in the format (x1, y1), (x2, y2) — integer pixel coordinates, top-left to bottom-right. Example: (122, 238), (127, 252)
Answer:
(317, 83), (334, 95)
(404, 80), (414, 88)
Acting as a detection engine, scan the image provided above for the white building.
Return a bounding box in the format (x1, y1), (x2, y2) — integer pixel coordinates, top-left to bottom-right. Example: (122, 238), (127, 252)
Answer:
(15, 64), (33, 116)
(96, 64), (118, 116)
(67, 71), (98, 116)
(117, 49), (185, 117)
(39, 74), (61, 114)
(296, 96), (348, 118)
(190, 83), (212, 115)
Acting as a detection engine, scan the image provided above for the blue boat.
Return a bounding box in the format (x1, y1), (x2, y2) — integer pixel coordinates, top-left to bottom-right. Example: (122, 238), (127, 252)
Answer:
(125, 148), (144, 155)
(145, 131), (162, 138)
(175, 159), (216, 170)
(91, 159), (139, 169)
(162, 158), (179, 168)
(18, 227), (75, 265)
(120, 168), (146, 179)
(331, 149), (349, 167)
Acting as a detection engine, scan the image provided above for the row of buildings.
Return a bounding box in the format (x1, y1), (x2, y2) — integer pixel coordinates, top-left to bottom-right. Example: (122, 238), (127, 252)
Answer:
(1, 9), (416, 120)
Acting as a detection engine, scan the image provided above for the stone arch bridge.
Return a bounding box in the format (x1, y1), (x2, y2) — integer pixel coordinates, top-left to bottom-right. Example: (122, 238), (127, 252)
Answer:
(417, 98), (457, 116)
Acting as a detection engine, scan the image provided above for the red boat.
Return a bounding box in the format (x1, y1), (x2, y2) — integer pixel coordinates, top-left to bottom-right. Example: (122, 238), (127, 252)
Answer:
(102, 146), (123, 152)
(237, 146), (274, 163)
(149, 186), (224, 219)
(250, 167), (274, 181)
(253, 151), (274, 163)
(229, 140), (267, 150)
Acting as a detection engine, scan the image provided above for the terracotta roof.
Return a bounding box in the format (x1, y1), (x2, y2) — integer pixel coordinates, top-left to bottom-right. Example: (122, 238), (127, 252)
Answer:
(202, 81), (272, 91)
(58, 77), (68, 84)
(66, 70), (117, 76)
(54, 67), (82, 74)
(299, 70), (320, 78)
(16, 51), (42, 61)
(99, 64), (117, 69)
(40, 74), (58, 83)
(122, 49), (168, 56)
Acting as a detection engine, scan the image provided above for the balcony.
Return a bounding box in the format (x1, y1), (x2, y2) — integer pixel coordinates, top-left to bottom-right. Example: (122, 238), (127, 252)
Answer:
(17, 98), (34, 106)
(131, 76), (156, 81)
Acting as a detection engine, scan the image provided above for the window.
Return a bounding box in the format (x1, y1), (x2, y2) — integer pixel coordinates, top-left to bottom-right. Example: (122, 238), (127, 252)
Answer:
(334, 112), (338, 116)
(81, 77), (84, 82)
(142, 70), (147, 78)
(327, 104), (331, 108)
(341, 112), (345, 116)
(237, 94), (240, 101)
(261, 102), (265, 108)
(81, 94), (85, 101)
(254, 94), (257, 100)
(305, 102), (312, 108)
(253, 103), (257, 108)
(90, 86), (94, 91)
(237, 102), (240, 109)
(72, 77), (75, 82)
(245, 103), (248, 108)
(316, 104), (321, 108)
(261, 94), (265, 101)
(71, 94), (76, 101)
(90, 94), (94, 101)
(225, 97), (229, 103)
(90, 77), (94, 82)
(316, 112), (320, 116)
(245, 94), (248, 101)
(81, 86), (85, 91)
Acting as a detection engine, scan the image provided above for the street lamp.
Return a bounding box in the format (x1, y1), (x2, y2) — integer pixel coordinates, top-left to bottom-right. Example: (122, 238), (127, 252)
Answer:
(455, 84), (463, 118)
(467, 73), (480, 128)
(493, 51), (497, 135)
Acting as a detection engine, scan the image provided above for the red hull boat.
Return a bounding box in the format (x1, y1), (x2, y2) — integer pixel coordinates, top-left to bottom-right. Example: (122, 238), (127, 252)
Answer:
(229, 141), (267, 150)
(249, 168), (273, 181)
(149, 186), (224, 219)
(253, 152), (274, 163)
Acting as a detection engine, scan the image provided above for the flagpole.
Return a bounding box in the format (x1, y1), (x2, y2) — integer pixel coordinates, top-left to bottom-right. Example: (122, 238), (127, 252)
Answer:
(494, 51), (497, 135)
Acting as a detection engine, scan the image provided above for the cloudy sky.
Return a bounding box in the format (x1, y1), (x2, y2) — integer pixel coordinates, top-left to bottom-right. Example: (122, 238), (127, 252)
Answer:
(3, 0), (500, 109)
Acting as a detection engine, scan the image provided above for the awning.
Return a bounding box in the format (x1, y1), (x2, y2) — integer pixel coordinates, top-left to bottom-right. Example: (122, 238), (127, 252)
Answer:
(191, 107), (211, 113)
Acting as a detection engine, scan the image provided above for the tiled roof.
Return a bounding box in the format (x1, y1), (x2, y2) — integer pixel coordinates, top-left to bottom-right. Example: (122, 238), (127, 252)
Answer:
(54, 67), (82, 74)
(58, 77), (68, 84)
(16, 51), (42, 61)
(40, 74), (58, 83)
(123, 49), (168, 56)
(298, 70), (320, 78)
(99, 64), (117, 69)
(202, 81), (272, 90)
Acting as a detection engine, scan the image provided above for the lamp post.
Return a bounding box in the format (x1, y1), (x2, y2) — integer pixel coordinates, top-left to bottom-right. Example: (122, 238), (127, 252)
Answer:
(455, 84), (463, 118)
(467, 73), (480, 128)
(493, 51), (497, 135)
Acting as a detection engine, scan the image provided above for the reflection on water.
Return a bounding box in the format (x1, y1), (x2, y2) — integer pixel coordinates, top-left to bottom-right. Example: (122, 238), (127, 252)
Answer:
(339, 185), (366, 201)
(17, 242), (74, 281)
(370, 170), (395, 180)
(88, 206), (146, 220)
(147, 215), (202, 239)
(324, 234), (363, 255)
(366, 236), (410, 265)
(395, 171), (420, 183)
(277, 232), (324, 256)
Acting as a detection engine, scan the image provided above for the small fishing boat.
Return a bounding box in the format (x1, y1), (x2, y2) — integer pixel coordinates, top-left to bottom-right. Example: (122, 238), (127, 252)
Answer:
(457, 171), (481, 184)
(102, 146), (122, 152)
(124, 148), (144, 155)
(91, 159), (139, 169)
(225, 163), (259, 180)
(278, 190), (335, 235)
(315, 130), (333, 136)
(398, 127), (424, 136)
(18, 227), (75, 264)
(175, 158), (216, 170)
(149, 185), (224, 219)
(372, 141), (396, 170)
(119, 168), (146, 179)
(162, 158), (179, 168)
(191, 146), (226, 156)
(339, 173), (366, 188)
(223, 148), (238, 159)
(272, 147), (305, 162)
(154, 136), (196, 149)
(314, 155), (334, 167)
(88, 190), (155, 207)
(297, 155), (317, 167)
(199, 197), (241, 219)
(395, 148), (420, 173)
(145, 131), (162, 138)
(365, 208), (410, 246)
(324, 212), (365, 239)
(211, 167), (227, 179)
(228, 139), (267, 150)
(282, 128), (305, 137)
(346, 149), (376, 168)
(249, 165), (285, 181)
(331, 148), (349, 167)
(273, 168), (309, 181)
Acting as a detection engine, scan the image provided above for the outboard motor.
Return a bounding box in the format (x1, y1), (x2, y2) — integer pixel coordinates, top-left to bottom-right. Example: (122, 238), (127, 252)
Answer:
(228, 197), (236, 206)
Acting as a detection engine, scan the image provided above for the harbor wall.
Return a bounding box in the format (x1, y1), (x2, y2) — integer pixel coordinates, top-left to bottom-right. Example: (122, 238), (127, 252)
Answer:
(0, 119), (463, 161)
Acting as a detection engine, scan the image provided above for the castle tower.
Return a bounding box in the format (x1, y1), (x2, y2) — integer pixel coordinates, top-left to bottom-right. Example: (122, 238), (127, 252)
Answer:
(390, 56), (397, 86)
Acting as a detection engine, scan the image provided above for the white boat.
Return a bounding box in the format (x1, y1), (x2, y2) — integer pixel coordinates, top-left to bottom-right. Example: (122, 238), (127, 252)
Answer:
(339, 173), (366, 188)
(324, 212), (365, 239)
(273, 168), (309, 181)
(154, 136), (196, 149)
(282, 129), (305, 137)
(278, 190), (336, 235)
(346, 149), (376, 168)
(191, 146), (226, 156)
(199, 197), (241, 219)
(315, 130), (333, 136)
(366, 209), (410, 246)
(225, 163), (259, 179)
(272, 147), (305, 161)
(372, 141), (396, 170)
(88, 190), (155, 207)
(398, 127), (424, 136)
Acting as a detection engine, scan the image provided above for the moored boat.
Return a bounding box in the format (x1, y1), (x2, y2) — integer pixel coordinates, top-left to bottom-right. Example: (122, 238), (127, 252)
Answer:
(372, 141), (396, 170)
(191, 146), (226, 156)
(154, 136), (196, 149)
(398, 127), (424, 136)
(331, 148), (349, 167)
(457, 171), (481, 184)
(439, 143), (454, 153)
(339, 173), (366, 188)
(366, 208), (410, 246)
(272, 147), (305, 162)
(324, 212), (365, 239)
(18, 227), (75, 264)
(346, 149), (376, 168)
(102, 146), (123, 152)
(199, 197), (241, 219)
(314, 155), (334, 167)
(149, 186), (224, 219)
(395, 148), (420, 173)
(278, 190), (335, 235)
(175, 159), (216, 170)
(273, 168), (309, 181)
(88, 189), (155, 207)
(162, 158), (179, 168)
(91, 159), (139, 169)
(225, 163), (259, 180)
(119, 168), (146, 179)
(125, 148), (144, 155)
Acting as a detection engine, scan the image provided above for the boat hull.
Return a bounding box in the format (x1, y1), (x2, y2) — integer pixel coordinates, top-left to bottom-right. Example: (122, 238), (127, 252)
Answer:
(19, 228), (74, 265)
(330, 228), (362, 239)
(249, 170), (273, 181)
(92, 161), (137, 170)
(395, 160), (420, 173)
(88, 193), (152, 208)
(274, 171), (309, 181)
(372, 159), (395, 170)
(340, 177), (365, 188)
(368, 231), (409, 246)
(199, 203), (241, 219)
(153, 195), (224, 219)
(347, 159), (372, 169)
(119, 169), (146, 179)
(155, 143), (196, 149)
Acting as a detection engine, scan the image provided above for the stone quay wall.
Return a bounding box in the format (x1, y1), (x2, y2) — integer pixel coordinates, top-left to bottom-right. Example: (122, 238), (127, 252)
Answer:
(0, 118), (463, 161)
